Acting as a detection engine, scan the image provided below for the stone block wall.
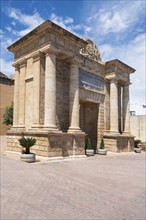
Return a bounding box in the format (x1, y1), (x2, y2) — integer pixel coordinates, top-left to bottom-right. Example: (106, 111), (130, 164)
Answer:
(130, 115), (146, 142)
(7, 132), (85, 157)
(103, 135), (134, 152)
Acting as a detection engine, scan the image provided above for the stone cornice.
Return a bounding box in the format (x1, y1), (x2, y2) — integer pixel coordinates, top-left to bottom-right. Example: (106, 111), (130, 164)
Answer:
(105, 59), (136, 74)
(7, 20), (88, 52)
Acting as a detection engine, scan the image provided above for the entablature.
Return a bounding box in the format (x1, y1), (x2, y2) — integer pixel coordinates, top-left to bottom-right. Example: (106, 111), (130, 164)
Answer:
(105, 59), (135, 74)
(105, 72), (130, 86)
(7, 20), (88, 61)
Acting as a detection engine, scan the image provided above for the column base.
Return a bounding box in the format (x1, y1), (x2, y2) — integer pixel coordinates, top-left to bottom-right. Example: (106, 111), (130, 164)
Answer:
(122, 131), (132, 136)
(43, 125), (62, 133)
(12, 125), (25, 128)
(7, 127), (26, 135)
(68, 127), (85, 134)
(31, 124), (44, 128)
(104, 130), (120, 136)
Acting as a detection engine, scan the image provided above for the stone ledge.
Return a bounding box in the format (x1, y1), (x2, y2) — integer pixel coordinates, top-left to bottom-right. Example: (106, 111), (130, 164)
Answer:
(2, 151), (87, 163)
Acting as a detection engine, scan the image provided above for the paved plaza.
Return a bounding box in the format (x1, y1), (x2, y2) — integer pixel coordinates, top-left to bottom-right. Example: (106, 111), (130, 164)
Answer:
(0, 146), (145, 220)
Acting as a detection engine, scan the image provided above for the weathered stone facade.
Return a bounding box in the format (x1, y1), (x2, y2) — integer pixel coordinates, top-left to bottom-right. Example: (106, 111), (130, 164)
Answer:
(7, 20), (135, 156)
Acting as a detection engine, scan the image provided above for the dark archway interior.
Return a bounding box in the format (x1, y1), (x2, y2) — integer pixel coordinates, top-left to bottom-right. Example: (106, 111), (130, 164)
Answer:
(80, 102), (99, 153)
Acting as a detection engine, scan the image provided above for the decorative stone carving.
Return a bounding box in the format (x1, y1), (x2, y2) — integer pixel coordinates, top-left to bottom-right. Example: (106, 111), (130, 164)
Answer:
(80, 38), (102, 62)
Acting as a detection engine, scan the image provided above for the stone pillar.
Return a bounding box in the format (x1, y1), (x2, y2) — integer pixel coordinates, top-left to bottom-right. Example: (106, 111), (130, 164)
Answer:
(110, 78), (119, 133)
(18, 60), (26, 127)
(68, 60), (80, 132)
(104, 80), (110, 131)
(13, 64), (20, 127)
(32, 52), (43, 127)
(123, 84), (130, 134)
(118, 85), (122, 133)
(44, 51), (57, 129)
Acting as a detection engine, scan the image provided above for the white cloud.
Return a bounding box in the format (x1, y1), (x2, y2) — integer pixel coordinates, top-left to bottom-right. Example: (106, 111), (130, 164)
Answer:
(6, 7), (44, 37)
(49, 13), (90, 37)
(11, 21), (16, 26)
(5, 26), (12, 32)
(50, 13), (79, 34)
(0, 58), (14, 77)
(99, 11), (128, 34)
(0, 29), (4, 34)
(1, 36), (14, 59)
(86, 1), (145, 36)
(63, 17), (74, 25)
(0, 29), (4, 39)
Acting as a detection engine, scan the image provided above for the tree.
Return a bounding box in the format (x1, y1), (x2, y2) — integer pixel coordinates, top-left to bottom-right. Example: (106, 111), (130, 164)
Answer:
(86, 138), (92, 149)
(3, 102), (13, 126)
(100, 138), (105, 149)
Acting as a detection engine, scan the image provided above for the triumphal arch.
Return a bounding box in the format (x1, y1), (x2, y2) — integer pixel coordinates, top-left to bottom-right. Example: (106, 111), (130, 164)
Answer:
(7, 20), (135, 157)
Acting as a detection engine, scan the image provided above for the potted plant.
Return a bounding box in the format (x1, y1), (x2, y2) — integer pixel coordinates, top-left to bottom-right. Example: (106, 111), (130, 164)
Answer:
(19, 136), (37, 162)
(134, 139), (141, 153)
(98, 138), (107, 155)
(86, 138), (94, 156)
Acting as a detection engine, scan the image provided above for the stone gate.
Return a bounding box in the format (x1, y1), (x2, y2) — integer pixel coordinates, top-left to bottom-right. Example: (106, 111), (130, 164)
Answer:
(7, 20), (135, 156)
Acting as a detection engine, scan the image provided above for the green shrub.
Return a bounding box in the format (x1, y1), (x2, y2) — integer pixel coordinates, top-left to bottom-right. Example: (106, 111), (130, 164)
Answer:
(100, 138), (105, 149)
(3, 102), (13, 125)
(18, 136), (36, 154)
(134, 139), (141, 148)
(86, 138), (92, 149)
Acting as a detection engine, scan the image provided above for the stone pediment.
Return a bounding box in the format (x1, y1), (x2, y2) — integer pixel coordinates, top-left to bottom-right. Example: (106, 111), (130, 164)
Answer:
(80, 38), (102, 62)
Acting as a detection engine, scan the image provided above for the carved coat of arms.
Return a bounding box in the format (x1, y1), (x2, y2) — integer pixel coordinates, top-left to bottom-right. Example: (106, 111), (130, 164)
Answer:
(80, 38), (102, 62)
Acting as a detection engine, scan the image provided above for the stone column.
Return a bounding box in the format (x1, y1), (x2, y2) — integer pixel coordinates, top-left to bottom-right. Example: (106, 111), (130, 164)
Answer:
(68, 59), (80, 132)
(13, 64), (20, 127)
(123, 84), (130, 134)
(110, 78), (119, 133)
(32, 52), (43, 127)
(18, 60), (26, 127)
(44, 51), (57, 129)
(118, 85), (122, 133)
(104, 80), (110, 131)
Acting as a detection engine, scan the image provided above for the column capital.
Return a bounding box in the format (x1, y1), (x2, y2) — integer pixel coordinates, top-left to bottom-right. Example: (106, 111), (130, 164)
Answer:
(70, 58), (80, 65)
(40, 45), (59, 56)
(105, 73), (117, 82)
(45, 51), (56, 58)
(12, 62), (20, 70)
(12, 58), (27, 69)
(31, 51), (44, 62)
(123, 82), (131, 87)
(110, 78), (117, 83)
(18, 58), (27, 68)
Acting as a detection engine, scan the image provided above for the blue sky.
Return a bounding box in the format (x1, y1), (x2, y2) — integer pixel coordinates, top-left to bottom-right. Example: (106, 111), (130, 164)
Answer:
(0, 0), (146, 115)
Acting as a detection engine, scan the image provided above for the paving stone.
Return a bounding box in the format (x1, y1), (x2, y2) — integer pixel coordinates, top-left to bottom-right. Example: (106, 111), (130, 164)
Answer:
(1, 153), (145, 220)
